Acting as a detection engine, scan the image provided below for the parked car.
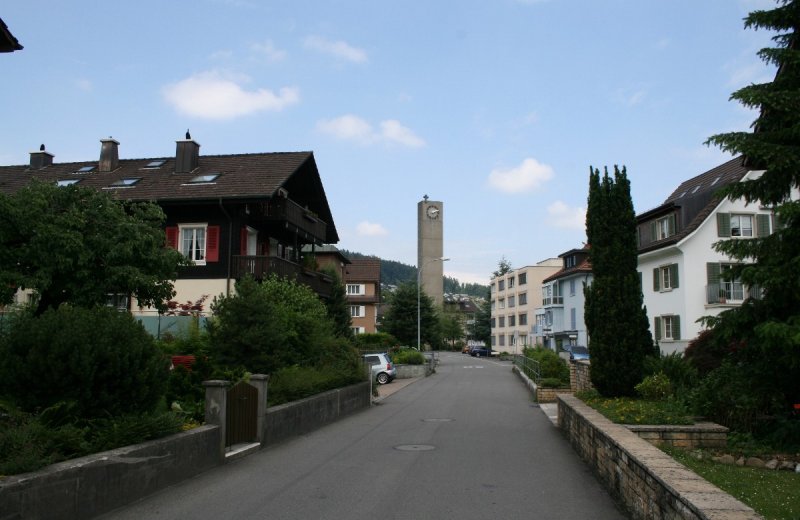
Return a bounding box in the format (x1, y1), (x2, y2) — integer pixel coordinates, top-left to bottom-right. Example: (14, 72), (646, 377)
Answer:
(566, 345), (590, 361)
(469, 346), (493, 357)
(363, 353), (396, 384)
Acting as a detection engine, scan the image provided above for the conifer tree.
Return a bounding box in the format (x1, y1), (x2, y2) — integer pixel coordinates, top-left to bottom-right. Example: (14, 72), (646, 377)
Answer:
(584, 166), (656, 397)
(701, 0), (800, 414)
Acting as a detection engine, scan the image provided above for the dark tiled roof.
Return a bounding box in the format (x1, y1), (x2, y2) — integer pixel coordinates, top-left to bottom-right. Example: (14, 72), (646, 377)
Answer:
(345, 259), (381, 282)
(542, 258), (592, 284)
(0, 18), (23, 52)
(637, 156), (748, 254)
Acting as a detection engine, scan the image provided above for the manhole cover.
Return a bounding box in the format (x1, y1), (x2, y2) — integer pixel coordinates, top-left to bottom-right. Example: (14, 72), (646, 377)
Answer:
(395, 444), (436, 451)
(422, 418), (454, 423)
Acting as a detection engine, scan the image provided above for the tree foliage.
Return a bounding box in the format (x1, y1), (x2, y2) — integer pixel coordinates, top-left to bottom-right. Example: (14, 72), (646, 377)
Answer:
(472, 290), (492, 344)
(492, 256), (512, 278)
(0, 306), (168, 418)
(700, 0), (800, 416)
(380, 281), (441, 349)
(208, 275), (336, 374)
(0, 182), (185, 315)
(584, 166), (656, 397)
(319, 266), (353, 339)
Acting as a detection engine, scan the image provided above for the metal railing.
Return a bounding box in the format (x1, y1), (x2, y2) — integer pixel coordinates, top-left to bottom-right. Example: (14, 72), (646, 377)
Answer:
(512, 354), (541, 383)
(542, 296), (563, 306)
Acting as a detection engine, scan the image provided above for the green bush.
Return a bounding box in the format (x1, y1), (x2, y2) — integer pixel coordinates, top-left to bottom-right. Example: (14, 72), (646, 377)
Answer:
(88, 411), (185, 452)
(0, 306), (168, 419)
(577, 389), (693, 425)
(643, 352), (697, 399)
(523, 347), (570, 384)
(353, 332), (398, 352)
(540, 377), (566, 388)
(267, 364), (363, 406)
(391, 349), (426, 365)
(635, 372), (672, 400)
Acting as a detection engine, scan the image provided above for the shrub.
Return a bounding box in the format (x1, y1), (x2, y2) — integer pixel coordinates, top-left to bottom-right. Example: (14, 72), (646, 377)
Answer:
(0, 306), (168, 419)
(635, 372), (672, 400)
(88, 411), (185, 452)
(523, 347), (570, 384)
(643, 352), (697, 398)
(540, 377), (566, 388)
(391, 349), (426, 365)
(267, 364), (363, 406)
(353, 332), (398, 352)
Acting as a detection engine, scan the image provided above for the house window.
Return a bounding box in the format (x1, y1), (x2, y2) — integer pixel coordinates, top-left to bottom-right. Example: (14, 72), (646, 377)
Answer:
(106, 293), (130, 312)
(498, 280), (505, 291)
(180, 224), (207, 264)
(565, 255), (576, 268)
(720, 265), (744, 301)
(490, 317), (496, 328)
(570, 308), (576, 330)
(519, 273), (527, 285)
(351, 326), (365, 334)
(655, 215), (676, 240)
(349, 305), (365, 318)
(508, 295), (515, 308)
(346, 284), (365, 295)
(519, 293), (527, 305)
(498, 298), (505, 309)
(730, 214), (753, 237)
(498, 316), (505, 328)
(519, 313), (527, 326)
(654, 315), (681, 341)
(569, 279), (576, 296)
(508, 276), (515, 289)
(508, 314), (516, 327)
(653, 264), (679, 291)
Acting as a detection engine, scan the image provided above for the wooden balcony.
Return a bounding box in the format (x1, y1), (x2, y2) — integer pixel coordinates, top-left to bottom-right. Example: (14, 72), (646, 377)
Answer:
(264, 198), (328, 242)
(232, 255), (333, 298)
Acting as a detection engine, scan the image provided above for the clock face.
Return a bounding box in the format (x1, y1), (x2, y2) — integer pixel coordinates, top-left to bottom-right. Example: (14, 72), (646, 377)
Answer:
(426, 205), (440, 219)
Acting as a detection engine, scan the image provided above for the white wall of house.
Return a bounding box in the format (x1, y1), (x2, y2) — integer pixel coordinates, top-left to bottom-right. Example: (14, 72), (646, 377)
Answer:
(133, 278), (229, 316)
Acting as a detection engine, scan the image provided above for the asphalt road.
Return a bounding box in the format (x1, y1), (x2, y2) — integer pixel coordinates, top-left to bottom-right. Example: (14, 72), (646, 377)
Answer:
(100, 352), (626, 520)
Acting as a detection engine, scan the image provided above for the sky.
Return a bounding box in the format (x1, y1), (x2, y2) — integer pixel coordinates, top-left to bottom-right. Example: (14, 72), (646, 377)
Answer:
(1, 0), (779, 285)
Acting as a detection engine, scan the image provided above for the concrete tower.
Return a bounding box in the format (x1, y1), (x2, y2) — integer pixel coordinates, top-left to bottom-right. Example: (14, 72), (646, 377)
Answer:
(417, 196), (444, 307)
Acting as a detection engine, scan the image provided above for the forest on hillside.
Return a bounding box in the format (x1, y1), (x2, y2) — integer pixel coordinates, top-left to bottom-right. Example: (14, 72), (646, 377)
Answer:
(339, 249), (488, 298)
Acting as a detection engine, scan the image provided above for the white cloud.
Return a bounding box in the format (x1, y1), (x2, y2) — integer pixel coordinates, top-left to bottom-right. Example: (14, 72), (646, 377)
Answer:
(304, 35), (368, 63)
(487, 158), (553, 193)
(356, 221), (389, 237)
(316, 115), (425, 147)
(251, 40), (287, 62)
(162, 71), (299, 119)
(546, 201), (586, 230)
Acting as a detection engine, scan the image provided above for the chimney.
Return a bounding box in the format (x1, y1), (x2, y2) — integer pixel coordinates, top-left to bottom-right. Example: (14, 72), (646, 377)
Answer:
(99, 138), (120, 172)
(29, 144), (54, 169)
(175, 130), (200, 173)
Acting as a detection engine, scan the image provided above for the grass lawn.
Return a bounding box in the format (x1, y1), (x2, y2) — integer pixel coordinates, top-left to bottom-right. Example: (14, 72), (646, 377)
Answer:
(664, 446), (800, 520)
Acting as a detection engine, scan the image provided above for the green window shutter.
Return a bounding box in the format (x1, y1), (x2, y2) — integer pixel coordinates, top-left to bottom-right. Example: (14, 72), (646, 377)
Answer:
(706, 263), (720, 284)
(756, 214), (771, 237)
(650, 221), (657, 240)
(773, 212), (782, 230)
(654, 317), (662, 341)
(653, 268), (660, 291)
(670, 264), (679, 288)
(717, 212), (731, 237)
(673, 316), (681, 341)
(668, 214), (676, 236)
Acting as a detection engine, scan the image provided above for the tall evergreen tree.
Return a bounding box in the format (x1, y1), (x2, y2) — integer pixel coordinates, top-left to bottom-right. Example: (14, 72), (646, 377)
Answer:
(380, 281), (441, 349)
(701, 0), (800, 413)
(585, 166), (656, 397)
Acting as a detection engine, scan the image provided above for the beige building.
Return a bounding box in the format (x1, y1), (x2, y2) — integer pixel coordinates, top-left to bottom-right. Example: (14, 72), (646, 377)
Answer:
(490, 258), (561, 353)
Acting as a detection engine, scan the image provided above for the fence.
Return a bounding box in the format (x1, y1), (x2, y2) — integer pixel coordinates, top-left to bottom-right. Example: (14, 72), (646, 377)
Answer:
(511, 354), (541, 383)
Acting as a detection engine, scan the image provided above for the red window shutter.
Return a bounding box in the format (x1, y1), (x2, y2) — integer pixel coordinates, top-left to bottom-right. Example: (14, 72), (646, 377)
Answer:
(240, 227), (248, 255)
(206, 226), (220, 262)
(165, 227), (179, 249)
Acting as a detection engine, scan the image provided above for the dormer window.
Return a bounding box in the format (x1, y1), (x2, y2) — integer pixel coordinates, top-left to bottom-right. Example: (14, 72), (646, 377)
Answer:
(109, 178), (141, 188)
(654, 215), (676, 240)
(56, 179), (81, 187)
(186, 173), (220, 184)
(75, 165), (96, 173)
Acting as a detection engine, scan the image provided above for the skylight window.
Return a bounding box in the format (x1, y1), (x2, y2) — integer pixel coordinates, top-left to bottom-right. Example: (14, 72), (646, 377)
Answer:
(691, 185), (701, 194)
(56, 179), (81, 187)
(110, 178), (141, 187)
(75, 165), (96, 173)
(187, 173), (220, 184)
(710, 176), (721, 186)
(143, 160), (166, 169)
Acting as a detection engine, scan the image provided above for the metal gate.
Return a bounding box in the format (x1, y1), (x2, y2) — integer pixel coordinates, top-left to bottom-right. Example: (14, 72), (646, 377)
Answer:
(226, 381), (258, 446)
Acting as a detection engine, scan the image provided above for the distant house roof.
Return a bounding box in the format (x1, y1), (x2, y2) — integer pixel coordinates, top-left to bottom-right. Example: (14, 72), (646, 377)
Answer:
(542, 247), (592, 283)
(345, 258), (381, 282)
(0, 18), (22, 52)
(0, 147), (339, 242)
(637, 156), (748, 254)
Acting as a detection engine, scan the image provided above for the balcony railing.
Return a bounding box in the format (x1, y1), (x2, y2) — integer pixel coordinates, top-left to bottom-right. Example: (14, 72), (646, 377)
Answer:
(232, 255), (333, 298)
(542, 296), (563, 306)
(265, 198), (328, 242)
(705, 283), (762, 304)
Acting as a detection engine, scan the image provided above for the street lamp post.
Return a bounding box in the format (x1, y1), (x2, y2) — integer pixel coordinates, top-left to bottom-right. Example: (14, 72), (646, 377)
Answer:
(417, 257), (449, 351)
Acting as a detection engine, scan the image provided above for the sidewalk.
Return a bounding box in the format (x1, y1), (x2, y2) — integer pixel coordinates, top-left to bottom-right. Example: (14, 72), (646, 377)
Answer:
(374, 377), (421, 401)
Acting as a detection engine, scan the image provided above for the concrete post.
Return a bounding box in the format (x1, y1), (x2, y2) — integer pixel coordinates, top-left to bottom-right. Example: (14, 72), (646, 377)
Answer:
(250, 374), (269, 444)
(203, 380), (229, 457)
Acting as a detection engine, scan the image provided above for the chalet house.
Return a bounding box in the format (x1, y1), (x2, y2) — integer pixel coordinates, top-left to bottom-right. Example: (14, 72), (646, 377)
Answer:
(535, 247), (593, 352)
(0, 135), (340, 316)
(343, 258), (381, 334)
(636, 156), (787, 354)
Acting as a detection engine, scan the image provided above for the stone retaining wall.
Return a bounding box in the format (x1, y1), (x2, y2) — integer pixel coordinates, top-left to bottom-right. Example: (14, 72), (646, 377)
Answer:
(0, 425), (221, 520)
(627, 423), (728, 450)
(536, 386), (573, 403)
(557, 394), (760, 520)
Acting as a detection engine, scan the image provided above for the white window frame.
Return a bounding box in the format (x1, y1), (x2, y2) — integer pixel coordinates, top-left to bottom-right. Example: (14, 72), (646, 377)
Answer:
(351, 326), (366, 334)
(662, 316), (675, 340)
(730, 214), (753, 237)
(346, 284), (365, 295)
(349, 305), (365, 318)
(720, 265), (745, 301)
(660, 265), (673, 290)
(656, 216), (671, 240)
(179, 224), (207, 265)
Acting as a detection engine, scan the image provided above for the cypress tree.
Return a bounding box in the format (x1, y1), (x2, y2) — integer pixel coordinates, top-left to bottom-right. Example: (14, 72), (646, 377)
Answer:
(585, 166), (656, 397)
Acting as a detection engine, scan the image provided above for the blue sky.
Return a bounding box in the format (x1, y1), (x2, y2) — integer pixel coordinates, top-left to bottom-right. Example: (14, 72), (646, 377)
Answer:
(1, 1), (778, 284)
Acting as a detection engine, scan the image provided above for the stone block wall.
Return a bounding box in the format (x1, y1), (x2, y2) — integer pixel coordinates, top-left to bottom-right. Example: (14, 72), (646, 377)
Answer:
(627, 423), (728, 450)
(557, 394), (760, 520)
(536, 387), (573, 403)
(571, 359), (593, 392)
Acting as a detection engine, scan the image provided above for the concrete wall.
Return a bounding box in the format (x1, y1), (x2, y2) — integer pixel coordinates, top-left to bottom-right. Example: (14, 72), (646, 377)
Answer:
(263, 382), (370, 446)
(0, 425), (221, 520)
(395, 363), (430, 378)
(557, 394), (759, 520)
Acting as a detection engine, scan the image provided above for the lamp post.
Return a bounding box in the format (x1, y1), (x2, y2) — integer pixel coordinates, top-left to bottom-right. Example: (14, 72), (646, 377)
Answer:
(417, 257), (449, 351)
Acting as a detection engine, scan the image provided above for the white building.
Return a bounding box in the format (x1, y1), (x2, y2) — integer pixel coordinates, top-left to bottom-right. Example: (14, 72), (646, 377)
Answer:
(636, 157), (793, 354)
(535, 247), (593, 352)
(490, 258), (561, 353)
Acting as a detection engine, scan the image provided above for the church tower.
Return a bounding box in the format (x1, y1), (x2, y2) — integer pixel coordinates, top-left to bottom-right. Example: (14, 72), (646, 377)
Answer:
(417, 196), (445, 307)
